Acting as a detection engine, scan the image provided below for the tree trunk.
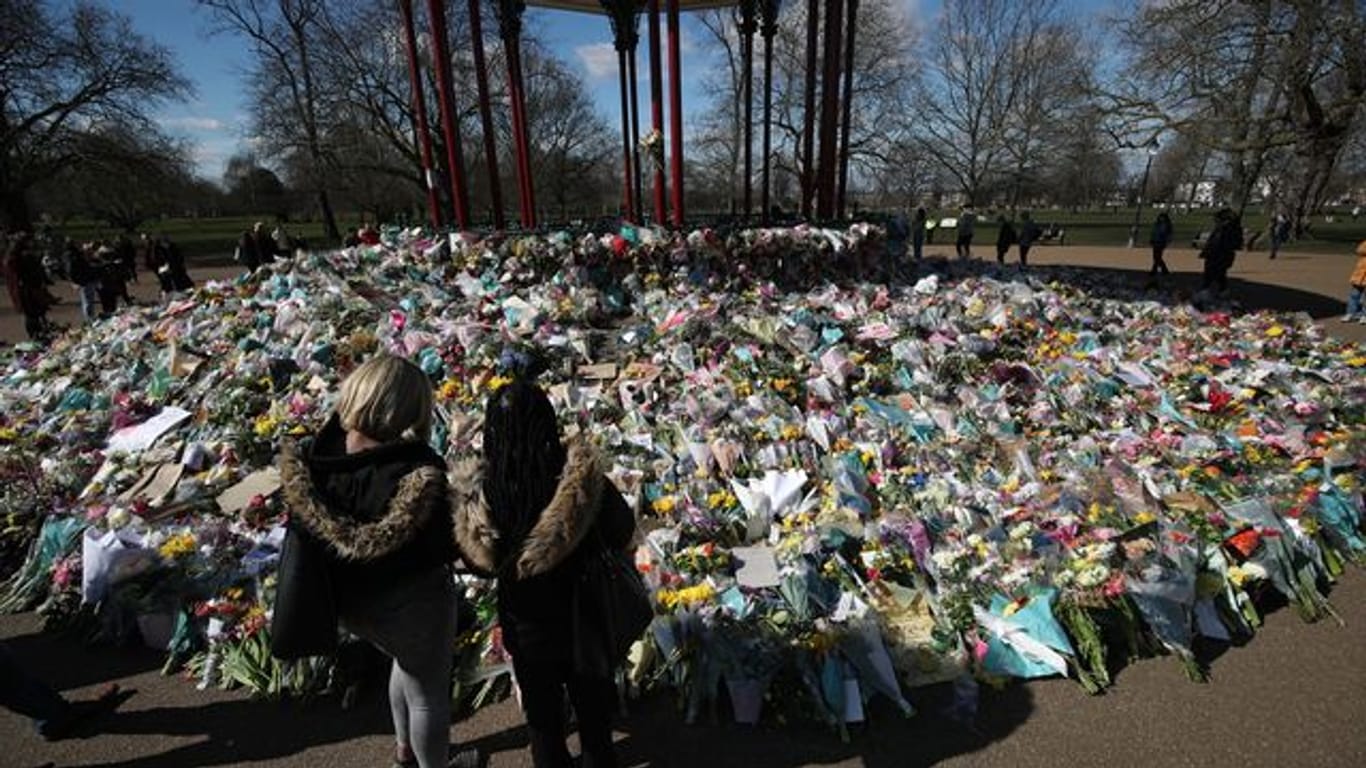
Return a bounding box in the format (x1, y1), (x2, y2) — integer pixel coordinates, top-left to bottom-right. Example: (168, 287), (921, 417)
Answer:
(2, 186), (33, 232)
(317, 188), (338, 242)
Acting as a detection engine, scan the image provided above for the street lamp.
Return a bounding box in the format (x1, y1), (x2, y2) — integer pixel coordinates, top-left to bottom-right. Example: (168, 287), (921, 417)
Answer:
(1128, 139), (1160, 248)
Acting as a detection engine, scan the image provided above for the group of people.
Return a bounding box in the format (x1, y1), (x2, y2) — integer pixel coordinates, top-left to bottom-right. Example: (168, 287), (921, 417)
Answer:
(236, 221), (305, 272)
(1148, 207), (1247, 299)
(888, 205), (1055, 268)
(3, 229), (194, 342)
(276, 355), (635, 768)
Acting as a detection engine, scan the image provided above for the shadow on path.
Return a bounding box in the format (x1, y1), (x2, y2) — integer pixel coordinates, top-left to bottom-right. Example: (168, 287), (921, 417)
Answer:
(84, 696), (393, 768)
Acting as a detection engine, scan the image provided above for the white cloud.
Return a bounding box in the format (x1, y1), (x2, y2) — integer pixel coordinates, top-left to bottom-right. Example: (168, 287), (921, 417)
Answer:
(576, 42), (620, 80)
(159, 116), (227, 132)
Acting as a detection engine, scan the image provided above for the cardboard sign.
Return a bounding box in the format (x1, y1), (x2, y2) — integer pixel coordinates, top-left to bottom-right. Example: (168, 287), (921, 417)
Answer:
(216, 467), (282, 514)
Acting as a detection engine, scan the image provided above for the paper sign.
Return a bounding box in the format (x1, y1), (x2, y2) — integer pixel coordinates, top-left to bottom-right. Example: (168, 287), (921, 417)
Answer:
(732, 545), (781, 588)
(216, 467), (282, 514)
(119, 462), (184, 505)
(577, 363), (618, 380)
(106, 407), (194, 454)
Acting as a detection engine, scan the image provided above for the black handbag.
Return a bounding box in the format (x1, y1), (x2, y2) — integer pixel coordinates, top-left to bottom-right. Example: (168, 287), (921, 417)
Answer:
(571, 531), (653, 677)
(270, 522), (338, 659)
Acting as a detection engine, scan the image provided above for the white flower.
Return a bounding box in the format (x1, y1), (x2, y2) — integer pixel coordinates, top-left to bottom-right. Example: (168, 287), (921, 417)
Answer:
(1076, 564), (1109, 588)
(931, 549), (960, 572)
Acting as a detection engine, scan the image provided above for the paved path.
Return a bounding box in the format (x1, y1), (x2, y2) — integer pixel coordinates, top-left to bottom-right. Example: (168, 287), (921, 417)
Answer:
(3, 574), (1362, 768)
(2, 243), (1364, 766)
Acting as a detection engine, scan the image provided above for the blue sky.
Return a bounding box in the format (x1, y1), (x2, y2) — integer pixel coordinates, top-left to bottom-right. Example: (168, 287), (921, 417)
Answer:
(119, 0), (722, 182)
(120, 0), (1114, 182)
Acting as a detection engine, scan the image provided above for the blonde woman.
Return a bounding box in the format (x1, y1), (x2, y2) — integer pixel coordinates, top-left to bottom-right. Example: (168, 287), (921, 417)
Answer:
(279, 355), (482, 768)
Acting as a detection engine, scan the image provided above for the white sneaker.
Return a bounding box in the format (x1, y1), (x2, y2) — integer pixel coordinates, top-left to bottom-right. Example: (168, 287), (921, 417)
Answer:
(1341, 314), (1357, 322)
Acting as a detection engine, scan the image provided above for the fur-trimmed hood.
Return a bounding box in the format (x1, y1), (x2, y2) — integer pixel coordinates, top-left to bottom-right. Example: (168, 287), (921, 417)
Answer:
(278, 437), (448, 563)
(451, 436), (605, 581)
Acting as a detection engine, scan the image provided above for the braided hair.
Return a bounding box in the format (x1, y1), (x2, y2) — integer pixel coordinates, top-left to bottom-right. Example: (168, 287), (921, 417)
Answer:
(482, 379), (567, 554)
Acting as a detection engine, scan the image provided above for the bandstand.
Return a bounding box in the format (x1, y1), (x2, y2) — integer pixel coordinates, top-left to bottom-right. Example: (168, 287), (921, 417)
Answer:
(397, 0), (862, 230)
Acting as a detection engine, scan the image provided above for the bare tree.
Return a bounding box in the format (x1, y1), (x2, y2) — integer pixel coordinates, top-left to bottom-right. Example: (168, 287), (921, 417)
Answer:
(0, 0), (190, 229)
(1107, 0), (1364, 225)
(910, 0), (1068, 206)
(695, 0), (919, 214)
(199, 0), (341, 239)
(1000, 22), (1094, 207)
(520, 48), (614, 222)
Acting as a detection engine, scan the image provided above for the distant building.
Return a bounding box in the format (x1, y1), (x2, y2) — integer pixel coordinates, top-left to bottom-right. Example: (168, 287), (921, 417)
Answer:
(1174, 180), (1218, 207)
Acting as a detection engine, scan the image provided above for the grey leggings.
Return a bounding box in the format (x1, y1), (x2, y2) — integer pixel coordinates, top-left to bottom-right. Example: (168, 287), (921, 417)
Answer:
(343, 568), (458, 768)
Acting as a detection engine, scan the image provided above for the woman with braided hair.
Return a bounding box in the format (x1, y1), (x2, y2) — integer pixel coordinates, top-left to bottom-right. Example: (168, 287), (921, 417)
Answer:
(453, 378), (636, 768)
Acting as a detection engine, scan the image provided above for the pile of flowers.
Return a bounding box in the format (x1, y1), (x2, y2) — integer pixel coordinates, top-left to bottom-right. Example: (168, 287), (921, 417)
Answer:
(0, 223), (1361, 729)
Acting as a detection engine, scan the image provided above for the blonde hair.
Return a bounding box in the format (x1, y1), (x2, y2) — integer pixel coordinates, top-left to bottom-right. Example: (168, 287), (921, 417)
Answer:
(335, 355), (434, 443)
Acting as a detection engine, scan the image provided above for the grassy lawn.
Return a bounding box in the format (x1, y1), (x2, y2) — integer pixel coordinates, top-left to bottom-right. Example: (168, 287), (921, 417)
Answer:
(952, 207), (1366, 254)
(47, 207), (1366, 266)
(51, 216), (335, 264)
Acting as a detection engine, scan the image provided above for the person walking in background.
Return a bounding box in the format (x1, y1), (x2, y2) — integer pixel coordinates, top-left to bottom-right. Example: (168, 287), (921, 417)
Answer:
(1017, 211), (1040, 267)
(158, 235), (193, 294)
(142, 233), (174, 299)
(278, 355), (483, 768)
(252, 222), (277, 266)
(1342, 239), (1366, 324)
(67, 241), (101, 323)
(1199, 207), (1243, 300)
(272, 223), (294, 259)
(454, 378), (637, 768)
(4, 234), (54, 340)
(911, 207), (927, 262)
(994, 215), (1017, 266)
(96, 242), (128, 316)
(1269, 212), (1291, 260)
(956, 205), (977, 260)
(115, 233), (137, 285)
(1149, 211), (1174, 280)
(236, 228), (261, 272)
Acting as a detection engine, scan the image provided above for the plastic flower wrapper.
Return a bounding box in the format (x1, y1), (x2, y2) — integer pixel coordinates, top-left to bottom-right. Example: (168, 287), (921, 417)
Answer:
(973, 586), (1076, 680)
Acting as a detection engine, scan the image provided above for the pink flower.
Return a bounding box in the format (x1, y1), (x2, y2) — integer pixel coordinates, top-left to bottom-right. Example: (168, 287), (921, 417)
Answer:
(1102, 574), (1126, 599)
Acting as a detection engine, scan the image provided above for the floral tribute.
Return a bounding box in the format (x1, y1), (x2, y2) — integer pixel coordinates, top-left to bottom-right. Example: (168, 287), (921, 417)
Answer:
(0, 223), (1362, 731)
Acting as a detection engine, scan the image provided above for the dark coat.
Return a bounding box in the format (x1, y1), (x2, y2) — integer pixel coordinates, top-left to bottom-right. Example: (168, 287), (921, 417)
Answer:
(1150, 216), (1173, 247)
(159, 241), (193, 291)
(451, 439), (636, 661)
(5, 245), (52, 317)
(1201, 216), (1243, 268)
(279, 415), (454, 612)
(255, 231), (277, 264)
(996, 221), (1018, 250)
(238, 233), (260, 270)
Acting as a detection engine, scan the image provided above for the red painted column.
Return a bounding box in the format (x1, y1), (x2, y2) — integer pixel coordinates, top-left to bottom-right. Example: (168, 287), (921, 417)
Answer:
(497, 1), (536, 229)
(647, 0), (667, 224)
(816, 0), (843, 220)
(739, 1), (757, 219)
(616, 46), (637, 221)
(800, 0), (818, 219)
(836, 0), (858, 219)
(468, 0), (505, 229)
(627, 42), (643, 222)
(425, 0), (470, 229)
(398, 0), (441, 229)
(666, 0), (685, 228)
(760, 0), (778, 225)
